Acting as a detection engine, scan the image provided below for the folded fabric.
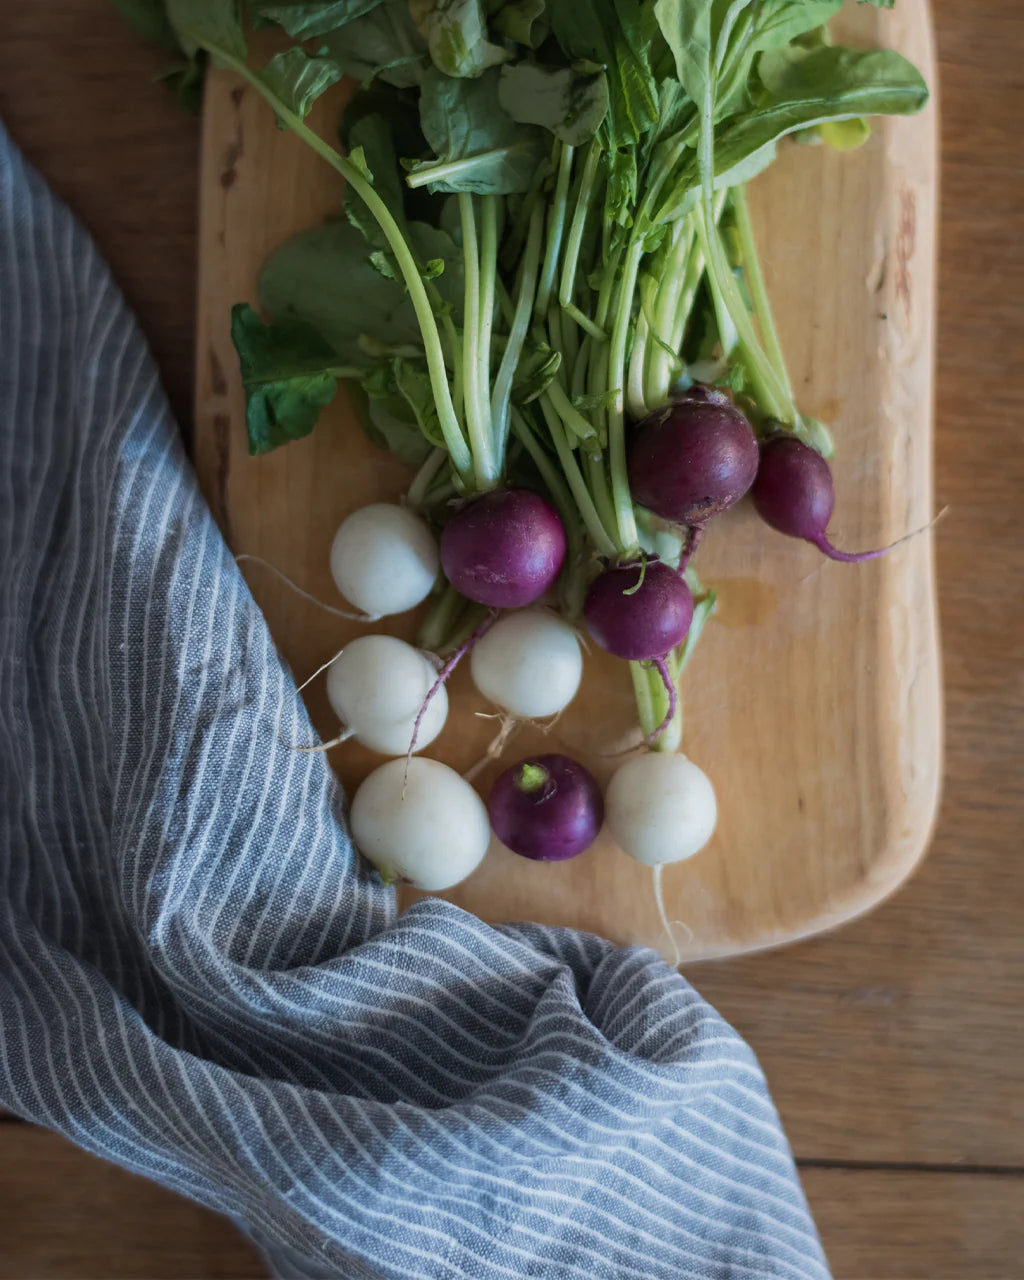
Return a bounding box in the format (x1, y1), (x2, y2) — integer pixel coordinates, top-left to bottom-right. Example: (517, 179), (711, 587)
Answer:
(0, 121), (829, 1280)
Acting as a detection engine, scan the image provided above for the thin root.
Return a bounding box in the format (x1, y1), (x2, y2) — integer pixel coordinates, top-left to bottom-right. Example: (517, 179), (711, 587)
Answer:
(645, 656), (678, 746)
(652, 865), (693, 968)
(463, 715), (520, 783)
(236, 554), (379, 622)
(403, 610), (498, 794)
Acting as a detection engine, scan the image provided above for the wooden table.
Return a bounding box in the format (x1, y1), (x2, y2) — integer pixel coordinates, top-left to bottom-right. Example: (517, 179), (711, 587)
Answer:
(1, 3), (1021, 1276)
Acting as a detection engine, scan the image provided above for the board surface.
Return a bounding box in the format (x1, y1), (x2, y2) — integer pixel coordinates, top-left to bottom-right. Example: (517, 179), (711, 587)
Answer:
(195, 2), (940, 962)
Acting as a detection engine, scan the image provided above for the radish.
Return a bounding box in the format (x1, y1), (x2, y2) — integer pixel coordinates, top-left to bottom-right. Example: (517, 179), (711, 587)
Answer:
(627, 388), (759, 526)
(350, 757), (490, 890)
(583, 561), (694, 661)
(330, 503), (439, 617)
(606, 752), (717, 965)
(488, 754), (603, 862)
(751, 436), (889, 563)
(325, 635), (447, 756)
(440, 488), (567, 608)
(470, 608), (582, 719)
(605, 753), (717, 867)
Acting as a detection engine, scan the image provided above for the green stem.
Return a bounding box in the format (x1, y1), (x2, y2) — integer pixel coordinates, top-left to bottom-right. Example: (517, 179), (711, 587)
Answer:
(695, 78), (794, 424)
(417, 582), (467, 652)
(627, 309), (651, 422)
(407, 447), (447, 508)
(543, 377), (599, 451)
(210, 47), (471, 478)
(478, 195), (500, 458)
(606, 236), (644, 552)
(645, 218), (694, 405)
(730, 183), (793, 400)
(458, 194), (497, 489)
(537, 397), (617, 557)
(558, 139), (601, 310)
(535, 142), (574, 318)
(630, 660), (683, 753)
(492, 201), (545, 456)
(585, 452), (619, 544)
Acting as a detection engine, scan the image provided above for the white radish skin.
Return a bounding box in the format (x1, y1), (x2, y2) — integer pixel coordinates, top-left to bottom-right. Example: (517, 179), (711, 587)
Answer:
(351, 758), (490, 890)
(326, 635), (447, 756)
(470, 608), (582, 719)
(330, 503), (439, 617)
(606, 753), (717, 866)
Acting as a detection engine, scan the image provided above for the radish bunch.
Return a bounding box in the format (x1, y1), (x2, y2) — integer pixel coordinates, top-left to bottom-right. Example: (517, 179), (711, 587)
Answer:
(149, 0), (929, 932)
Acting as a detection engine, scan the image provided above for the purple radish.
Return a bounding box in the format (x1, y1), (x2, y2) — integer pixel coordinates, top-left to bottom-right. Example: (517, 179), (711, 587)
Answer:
(627, 387), (760, 525)
(752, 436), (889, 563)
(488, 754), (604, 862)
(440, 488), (567, 608)
(583, 560), (694, 660)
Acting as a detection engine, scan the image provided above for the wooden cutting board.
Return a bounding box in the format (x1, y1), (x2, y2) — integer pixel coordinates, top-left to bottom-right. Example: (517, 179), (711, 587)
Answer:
(194, 1), (940, 962)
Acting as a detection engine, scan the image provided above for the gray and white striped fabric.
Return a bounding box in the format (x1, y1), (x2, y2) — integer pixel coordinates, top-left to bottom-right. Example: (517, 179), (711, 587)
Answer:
(0, 121), (829, 1280)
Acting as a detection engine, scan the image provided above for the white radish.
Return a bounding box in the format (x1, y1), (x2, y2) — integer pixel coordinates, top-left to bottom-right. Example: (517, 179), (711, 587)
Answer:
(351, 758), (490, 890)
(326, 635), (447, 756)
(605, 753), (717, 866)
(330, 503), (439, 617)
(469, 608), (582, 719)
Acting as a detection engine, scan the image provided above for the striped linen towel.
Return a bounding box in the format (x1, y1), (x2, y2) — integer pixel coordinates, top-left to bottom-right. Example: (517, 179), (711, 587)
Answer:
(0, 120), (830, 1280)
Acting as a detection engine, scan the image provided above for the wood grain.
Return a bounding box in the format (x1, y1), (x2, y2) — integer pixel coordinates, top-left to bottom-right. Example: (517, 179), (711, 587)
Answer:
(0, 1125), (265, 1280)
(5, 1124), (1024, 1280)
(194, 1), (941, 963)
(0, 2), (200, 428)
(802, 1166), (1024, 1279)
(0, 0), (1022, 1275)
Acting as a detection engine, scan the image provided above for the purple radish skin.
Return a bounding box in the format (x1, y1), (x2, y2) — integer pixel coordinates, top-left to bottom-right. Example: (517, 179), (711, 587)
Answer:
(628, 387), (760, 526)
(751, 437), (889, 563)
(440, 488), (567, 608)
(488, 754), (604, 862)
(583, 560), (694, 661)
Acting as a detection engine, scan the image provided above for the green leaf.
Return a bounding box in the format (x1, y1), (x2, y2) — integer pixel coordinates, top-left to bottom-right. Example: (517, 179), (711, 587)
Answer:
(409, 0), (509, 78)
(356, 387), (438, 467)
(259, 218), (463, 362)
(260, 47), (344, 120)
(742, 1), (842, 54)
(409, 67), (547, 193)
(230, 304), (342, 455)
(251, 0), (382, 38)
(657, 44), (928, 219)
(492, 0), (547, 48)
(165, 0), (246, 61)
(549, 0), (660, 145)
(154, 53), (207, 113)
(393, 359), (447, 446)
(344, 112), (412, 255)
(320, 0), (429, 87)
(110, 0), (182, 51)
(652, 0), (713, 110)
(511, 340), (561, 404)
(497, 63), (609, 146)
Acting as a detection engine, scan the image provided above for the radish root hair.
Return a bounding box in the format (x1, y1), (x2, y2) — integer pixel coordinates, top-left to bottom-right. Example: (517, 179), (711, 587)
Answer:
(652, 864), (693, 968)
(277, 645), (350, 753)
(462, 714), (520, 783)
(814, 504), (951, 564)
(236, 554), (379, 622)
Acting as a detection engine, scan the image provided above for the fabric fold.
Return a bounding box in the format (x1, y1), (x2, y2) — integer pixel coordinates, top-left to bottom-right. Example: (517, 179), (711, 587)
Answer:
(0, 120), (828, 1280)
